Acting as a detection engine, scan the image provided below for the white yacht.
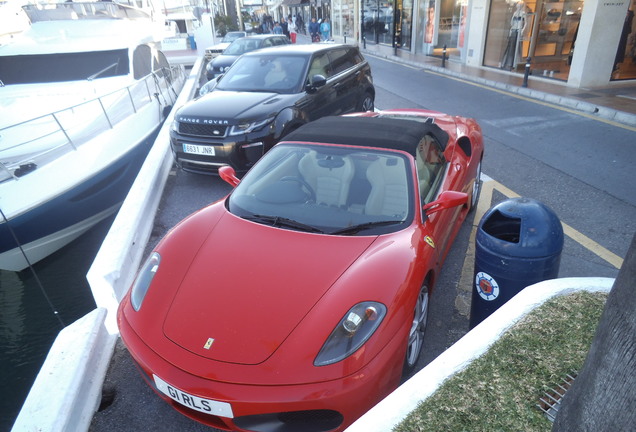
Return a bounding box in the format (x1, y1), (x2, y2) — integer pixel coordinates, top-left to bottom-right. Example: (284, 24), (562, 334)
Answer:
(0, 1), (186, 271)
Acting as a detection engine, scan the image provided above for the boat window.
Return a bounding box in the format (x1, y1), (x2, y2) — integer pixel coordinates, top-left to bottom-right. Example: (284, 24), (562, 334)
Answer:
(0, 49), (130, 84)
(156, 51), (170, 70)
(133, 45), (152, 79)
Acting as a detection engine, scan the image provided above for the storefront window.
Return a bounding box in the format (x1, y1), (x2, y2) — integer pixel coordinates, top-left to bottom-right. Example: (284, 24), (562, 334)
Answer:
(416, 0), (467, 59)
(414, 0), (434, 54)
(362, 0), (394, 45)
(433, 0), (468, 58)
(484, 0), (585, 81)
(395, 0), (414, 49)
(612, 3), (636, 80)
(333, 0), (355, 40)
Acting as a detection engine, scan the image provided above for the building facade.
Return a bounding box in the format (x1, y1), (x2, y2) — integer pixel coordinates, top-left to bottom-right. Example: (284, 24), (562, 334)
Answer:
(324, 0), (635, 87)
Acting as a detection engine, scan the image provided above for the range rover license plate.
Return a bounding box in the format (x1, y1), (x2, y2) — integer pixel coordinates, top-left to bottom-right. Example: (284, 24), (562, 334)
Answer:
(183, 143), (216, 156)
(153, 374), (233, 417)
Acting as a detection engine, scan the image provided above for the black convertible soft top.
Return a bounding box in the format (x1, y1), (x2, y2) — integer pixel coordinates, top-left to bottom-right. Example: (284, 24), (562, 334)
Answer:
(282, 116), (450, 157)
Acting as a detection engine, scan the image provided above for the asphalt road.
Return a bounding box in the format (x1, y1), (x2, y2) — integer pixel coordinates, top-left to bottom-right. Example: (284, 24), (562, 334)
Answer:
(90, 56), (635, 431)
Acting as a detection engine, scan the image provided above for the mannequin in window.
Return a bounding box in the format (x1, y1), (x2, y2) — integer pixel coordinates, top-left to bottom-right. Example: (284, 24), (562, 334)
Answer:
(501, 1), (527, 70)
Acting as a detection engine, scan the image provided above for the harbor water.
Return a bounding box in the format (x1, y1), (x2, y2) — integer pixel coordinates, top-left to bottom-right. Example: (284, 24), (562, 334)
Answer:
(0, 215), (115, 432)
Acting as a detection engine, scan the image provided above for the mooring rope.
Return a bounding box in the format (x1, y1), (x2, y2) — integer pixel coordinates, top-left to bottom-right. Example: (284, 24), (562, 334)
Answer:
(0, 207), (65, 329)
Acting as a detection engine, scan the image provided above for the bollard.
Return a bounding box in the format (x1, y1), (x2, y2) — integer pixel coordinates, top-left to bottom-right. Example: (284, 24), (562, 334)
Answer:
(363, 36), (366, 49)
(522, 57), (531, 88)
(441, 45), (447, 68)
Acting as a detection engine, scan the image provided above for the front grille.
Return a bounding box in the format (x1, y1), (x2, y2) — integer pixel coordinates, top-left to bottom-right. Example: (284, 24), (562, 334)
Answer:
(178, 122), (228, 138)
(234, 409), (344, 432)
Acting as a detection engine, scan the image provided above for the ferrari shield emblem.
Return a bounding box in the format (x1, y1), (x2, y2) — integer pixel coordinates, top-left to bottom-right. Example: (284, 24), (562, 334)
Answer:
(203, 338), (215, 350)
(424, 235), (436, 248)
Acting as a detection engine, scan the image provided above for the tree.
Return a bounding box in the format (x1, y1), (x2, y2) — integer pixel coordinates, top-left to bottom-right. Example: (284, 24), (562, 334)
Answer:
(552, 233), (636, 431)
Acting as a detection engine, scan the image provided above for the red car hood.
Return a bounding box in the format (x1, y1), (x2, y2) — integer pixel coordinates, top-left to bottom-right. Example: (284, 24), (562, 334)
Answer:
(163, 212), (376, 365)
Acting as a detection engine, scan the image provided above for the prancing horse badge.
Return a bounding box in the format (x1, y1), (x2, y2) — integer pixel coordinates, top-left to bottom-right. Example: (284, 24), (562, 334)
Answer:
(203, 338), (215, 350)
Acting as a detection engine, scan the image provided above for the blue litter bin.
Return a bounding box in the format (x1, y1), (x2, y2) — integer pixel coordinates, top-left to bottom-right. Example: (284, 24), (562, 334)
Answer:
(469, 197), (564, 329)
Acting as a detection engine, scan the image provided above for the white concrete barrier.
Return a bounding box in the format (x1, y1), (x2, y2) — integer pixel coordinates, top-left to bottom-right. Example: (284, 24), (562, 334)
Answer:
(12, 308), (116, 432)
(345, 277), (615, 432)
(88, 58), (204, 334)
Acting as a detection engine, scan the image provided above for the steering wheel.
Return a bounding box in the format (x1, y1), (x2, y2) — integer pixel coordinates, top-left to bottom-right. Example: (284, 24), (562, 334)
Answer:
(281, 176), (316, 202)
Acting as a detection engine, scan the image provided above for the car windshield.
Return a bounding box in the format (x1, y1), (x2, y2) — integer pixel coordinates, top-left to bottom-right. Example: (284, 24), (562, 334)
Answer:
(223, 38), (263, 56)
(222, 32), (245, 43)
(227, 144), (415, 235)
(216, 54), (308, 93)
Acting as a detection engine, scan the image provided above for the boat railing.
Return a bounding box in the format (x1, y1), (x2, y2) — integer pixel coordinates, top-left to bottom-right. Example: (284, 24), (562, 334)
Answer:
(0, 65), (185, 183)
(22, 2), (152, 23)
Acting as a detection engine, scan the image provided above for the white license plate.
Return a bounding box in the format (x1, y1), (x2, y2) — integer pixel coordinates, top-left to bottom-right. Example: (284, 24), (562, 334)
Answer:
(153, 374), (234, 418)
(183, 143), (216, 156)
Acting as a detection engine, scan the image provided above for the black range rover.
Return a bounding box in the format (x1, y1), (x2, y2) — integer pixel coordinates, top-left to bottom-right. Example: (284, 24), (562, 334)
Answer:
(170, 43), (375, 175)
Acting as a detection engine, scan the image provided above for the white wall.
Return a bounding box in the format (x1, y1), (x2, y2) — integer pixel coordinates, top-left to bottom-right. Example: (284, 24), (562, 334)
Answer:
(568, 0), (631, 87)
(466, 0), (489, 67)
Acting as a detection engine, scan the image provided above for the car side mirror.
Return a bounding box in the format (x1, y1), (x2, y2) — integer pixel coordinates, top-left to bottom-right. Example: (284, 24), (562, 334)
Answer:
(219, 165), (240, 187)
(305, 74), (327, 92)
(422, 191), (468, 215)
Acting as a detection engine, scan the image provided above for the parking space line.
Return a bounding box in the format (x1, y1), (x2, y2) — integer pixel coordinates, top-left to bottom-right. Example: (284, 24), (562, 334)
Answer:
(455, 176), (623, 316)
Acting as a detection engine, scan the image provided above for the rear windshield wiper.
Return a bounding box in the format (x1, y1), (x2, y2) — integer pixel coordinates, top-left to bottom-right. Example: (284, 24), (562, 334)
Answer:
(330, 220), (403, 235)
(242, 214), (324, 233)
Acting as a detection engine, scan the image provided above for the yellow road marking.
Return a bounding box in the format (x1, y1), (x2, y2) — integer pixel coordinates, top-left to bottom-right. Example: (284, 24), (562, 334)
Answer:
(456, 178), (623, 315)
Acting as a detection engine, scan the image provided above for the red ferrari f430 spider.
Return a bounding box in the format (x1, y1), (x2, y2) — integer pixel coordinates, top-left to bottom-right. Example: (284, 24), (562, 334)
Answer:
(118, 109), (484, 432)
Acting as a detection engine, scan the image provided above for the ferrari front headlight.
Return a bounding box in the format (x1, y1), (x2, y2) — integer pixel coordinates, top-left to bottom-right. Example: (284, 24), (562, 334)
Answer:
(131, 252), (161, 311)
(314, 302), (387, 366)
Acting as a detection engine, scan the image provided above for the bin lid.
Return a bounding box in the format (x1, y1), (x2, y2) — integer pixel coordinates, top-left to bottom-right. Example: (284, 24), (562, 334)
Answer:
(477, 197), (564, 258)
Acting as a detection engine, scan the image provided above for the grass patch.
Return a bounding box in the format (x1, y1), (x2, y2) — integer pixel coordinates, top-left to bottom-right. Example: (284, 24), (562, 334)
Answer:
(394, 291), (607, 432)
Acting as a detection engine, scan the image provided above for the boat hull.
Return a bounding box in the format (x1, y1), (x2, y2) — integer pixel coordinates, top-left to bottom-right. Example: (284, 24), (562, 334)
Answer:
(0, 125), (161, 272)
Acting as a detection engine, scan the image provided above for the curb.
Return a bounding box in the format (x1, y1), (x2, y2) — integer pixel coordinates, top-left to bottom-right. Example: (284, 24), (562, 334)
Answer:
(344, 277), (615, 432)
(11, 308), (117, 432)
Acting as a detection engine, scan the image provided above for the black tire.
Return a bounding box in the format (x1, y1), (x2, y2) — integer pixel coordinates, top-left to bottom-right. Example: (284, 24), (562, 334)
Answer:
(357, 92), (374, 112)
(468, 159), (482, 213)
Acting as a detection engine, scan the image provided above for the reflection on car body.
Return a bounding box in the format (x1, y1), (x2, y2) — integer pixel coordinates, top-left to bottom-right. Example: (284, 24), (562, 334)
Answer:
(119, 110), (485, 432)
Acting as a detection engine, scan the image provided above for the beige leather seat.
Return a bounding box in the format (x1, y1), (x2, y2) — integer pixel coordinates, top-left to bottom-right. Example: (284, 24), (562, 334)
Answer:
(365, 157), (409, 218)
(264, 63), (287, 87)
(299, 151), (354, 207)
(307, 55), (329, 84)
(416, 149), (433, 203)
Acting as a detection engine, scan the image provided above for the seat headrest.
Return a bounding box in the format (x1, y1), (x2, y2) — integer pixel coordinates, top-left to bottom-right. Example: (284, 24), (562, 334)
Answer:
(317, 156), (345, 169)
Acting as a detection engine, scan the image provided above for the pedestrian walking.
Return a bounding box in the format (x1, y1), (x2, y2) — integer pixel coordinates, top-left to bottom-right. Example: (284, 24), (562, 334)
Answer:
(308, 17), (320, 42)
(273, 21), (283, 34)
(296, 15), (304, 34)
(320, 17), (330, 41)
(281, 18), (289, 39)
